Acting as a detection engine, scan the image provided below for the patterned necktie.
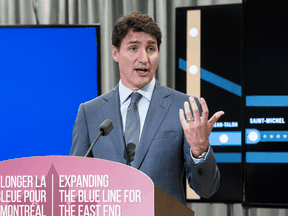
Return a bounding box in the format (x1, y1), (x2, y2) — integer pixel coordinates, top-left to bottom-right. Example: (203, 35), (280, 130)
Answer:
(124, 92), (142, 163)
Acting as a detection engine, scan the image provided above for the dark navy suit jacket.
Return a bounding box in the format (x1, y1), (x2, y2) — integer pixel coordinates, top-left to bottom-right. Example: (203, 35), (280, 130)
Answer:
(70, 80), (220, 204)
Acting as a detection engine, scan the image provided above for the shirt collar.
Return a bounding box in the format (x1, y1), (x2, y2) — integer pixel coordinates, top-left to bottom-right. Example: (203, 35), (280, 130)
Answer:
(119, 77), (155, 104)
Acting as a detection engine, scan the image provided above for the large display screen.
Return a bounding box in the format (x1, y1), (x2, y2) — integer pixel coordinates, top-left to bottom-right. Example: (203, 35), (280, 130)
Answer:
(0, 26), (100, 162)
(176, 4), (242, 203)
(243, 0), (288, 207)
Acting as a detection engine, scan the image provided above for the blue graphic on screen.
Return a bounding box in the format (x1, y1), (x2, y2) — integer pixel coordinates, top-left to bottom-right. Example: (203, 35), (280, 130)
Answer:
(0, 27), (98, 161)
(178, 58), (242, 97)
(214, 153), (241, 163)
(246, 96), (288, 148)
(209, 131), (241, 146)
(246, 129), (288, 144)
(246, 96), (288, 107)
(246, 152), (288, 163)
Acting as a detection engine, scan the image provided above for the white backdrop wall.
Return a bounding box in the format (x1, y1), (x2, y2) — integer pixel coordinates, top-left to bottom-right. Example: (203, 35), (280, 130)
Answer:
(1, 0), (287, 215)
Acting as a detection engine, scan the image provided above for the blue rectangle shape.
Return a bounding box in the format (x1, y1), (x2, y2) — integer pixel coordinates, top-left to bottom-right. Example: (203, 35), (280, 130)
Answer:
(214, 153), (241, 163)
(0, 27), (99, 162)
(201, 68), (242, 97)
(179, 58), (186, 71)
(246, 96), (288, 107)
(246, 152), (288, 163)
(209, 131), (242, 146)
(177, 58), (242, 97)
(260, 131), (288, 142)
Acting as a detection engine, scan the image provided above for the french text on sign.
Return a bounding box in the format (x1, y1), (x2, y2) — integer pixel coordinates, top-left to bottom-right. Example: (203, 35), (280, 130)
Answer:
(0, 176), (33, 188)
(0, 190), (21, 202)
(0, 175), (46, 188)
(0, 204), (46, 216)
(249, 117), (285, 124)
(24, 190), (46, 203)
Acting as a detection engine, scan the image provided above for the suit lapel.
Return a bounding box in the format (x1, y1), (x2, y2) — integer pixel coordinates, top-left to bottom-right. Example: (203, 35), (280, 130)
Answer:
(133, 80), (172, 169)
(101, 85), (126, 162)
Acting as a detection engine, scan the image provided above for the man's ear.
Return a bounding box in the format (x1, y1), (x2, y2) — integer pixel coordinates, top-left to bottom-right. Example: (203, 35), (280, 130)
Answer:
(112, 46), (119, 63)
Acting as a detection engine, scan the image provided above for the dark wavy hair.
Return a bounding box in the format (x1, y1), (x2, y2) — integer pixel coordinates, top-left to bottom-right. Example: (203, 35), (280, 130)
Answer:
(112, 12), (162, 51)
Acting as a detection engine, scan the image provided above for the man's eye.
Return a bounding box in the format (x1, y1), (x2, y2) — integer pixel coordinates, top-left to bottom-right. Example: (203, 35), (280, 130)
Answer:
(130, 47), (136, 51)
(148, 47), (155, 51)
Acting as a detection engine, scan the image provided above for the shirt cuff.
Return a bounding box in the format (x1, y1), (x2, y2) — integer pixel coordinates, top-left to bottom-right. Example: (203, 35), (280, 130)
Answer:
(190, 145), (211, 164)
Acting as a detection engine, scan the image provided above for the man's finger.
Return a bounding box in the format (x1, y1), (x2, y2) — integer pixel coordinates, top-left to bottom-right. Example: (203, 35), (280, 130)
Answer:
(200, 97), (209, 123)
(189, 97), (200, 122)
(208, 111), (225, 127)
(179, 109), (188, 129)
(184, 101), (193, 120)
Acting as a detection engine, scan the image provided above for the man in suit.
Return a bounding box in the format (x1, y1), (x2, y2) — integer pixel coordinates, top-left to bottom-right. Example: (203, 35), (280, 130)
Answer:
(70, 12), (224, 205)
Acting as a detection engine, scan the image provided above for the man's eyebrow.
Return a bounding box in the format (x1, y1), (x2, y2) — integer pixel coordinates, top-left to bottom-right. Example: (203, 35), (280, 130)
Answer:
(147, 41), (156, 45)
(128, 41), (140, 44)
(128, 40), (157, 45)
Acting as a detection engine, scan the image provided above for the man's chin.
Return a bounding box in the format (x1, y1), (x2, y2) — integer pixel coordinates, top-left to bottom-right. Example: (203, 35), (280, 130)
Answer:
(136, 83), (147, 89)
(135, 78), (153, 89)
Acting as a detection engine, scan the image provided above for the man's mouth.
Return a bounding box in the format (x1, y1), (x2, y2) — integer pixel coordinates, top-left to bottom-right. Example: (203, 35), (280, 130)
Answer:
(135, 68), (149, 75)
(135, 68), (148, 72)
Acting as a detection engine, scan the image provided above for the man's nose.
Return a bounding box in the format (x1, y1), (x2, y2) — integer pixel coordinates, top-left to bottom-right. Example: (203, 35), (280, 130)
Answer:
(138, 49), (148, 64)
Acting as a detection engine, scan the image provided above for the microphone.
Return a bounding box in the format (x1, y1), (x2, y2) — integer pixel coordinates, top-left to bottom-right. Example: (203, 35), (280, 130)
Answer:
(100, 119), (114, 136)
(84, 120), (114, 157)
(124, 143), (136, 165)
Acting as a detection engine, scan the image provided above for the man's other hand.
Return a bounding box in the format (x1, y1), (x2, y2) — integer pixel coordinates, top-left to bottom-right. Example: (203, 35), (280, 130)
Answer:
(179, 97), (224, 157)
